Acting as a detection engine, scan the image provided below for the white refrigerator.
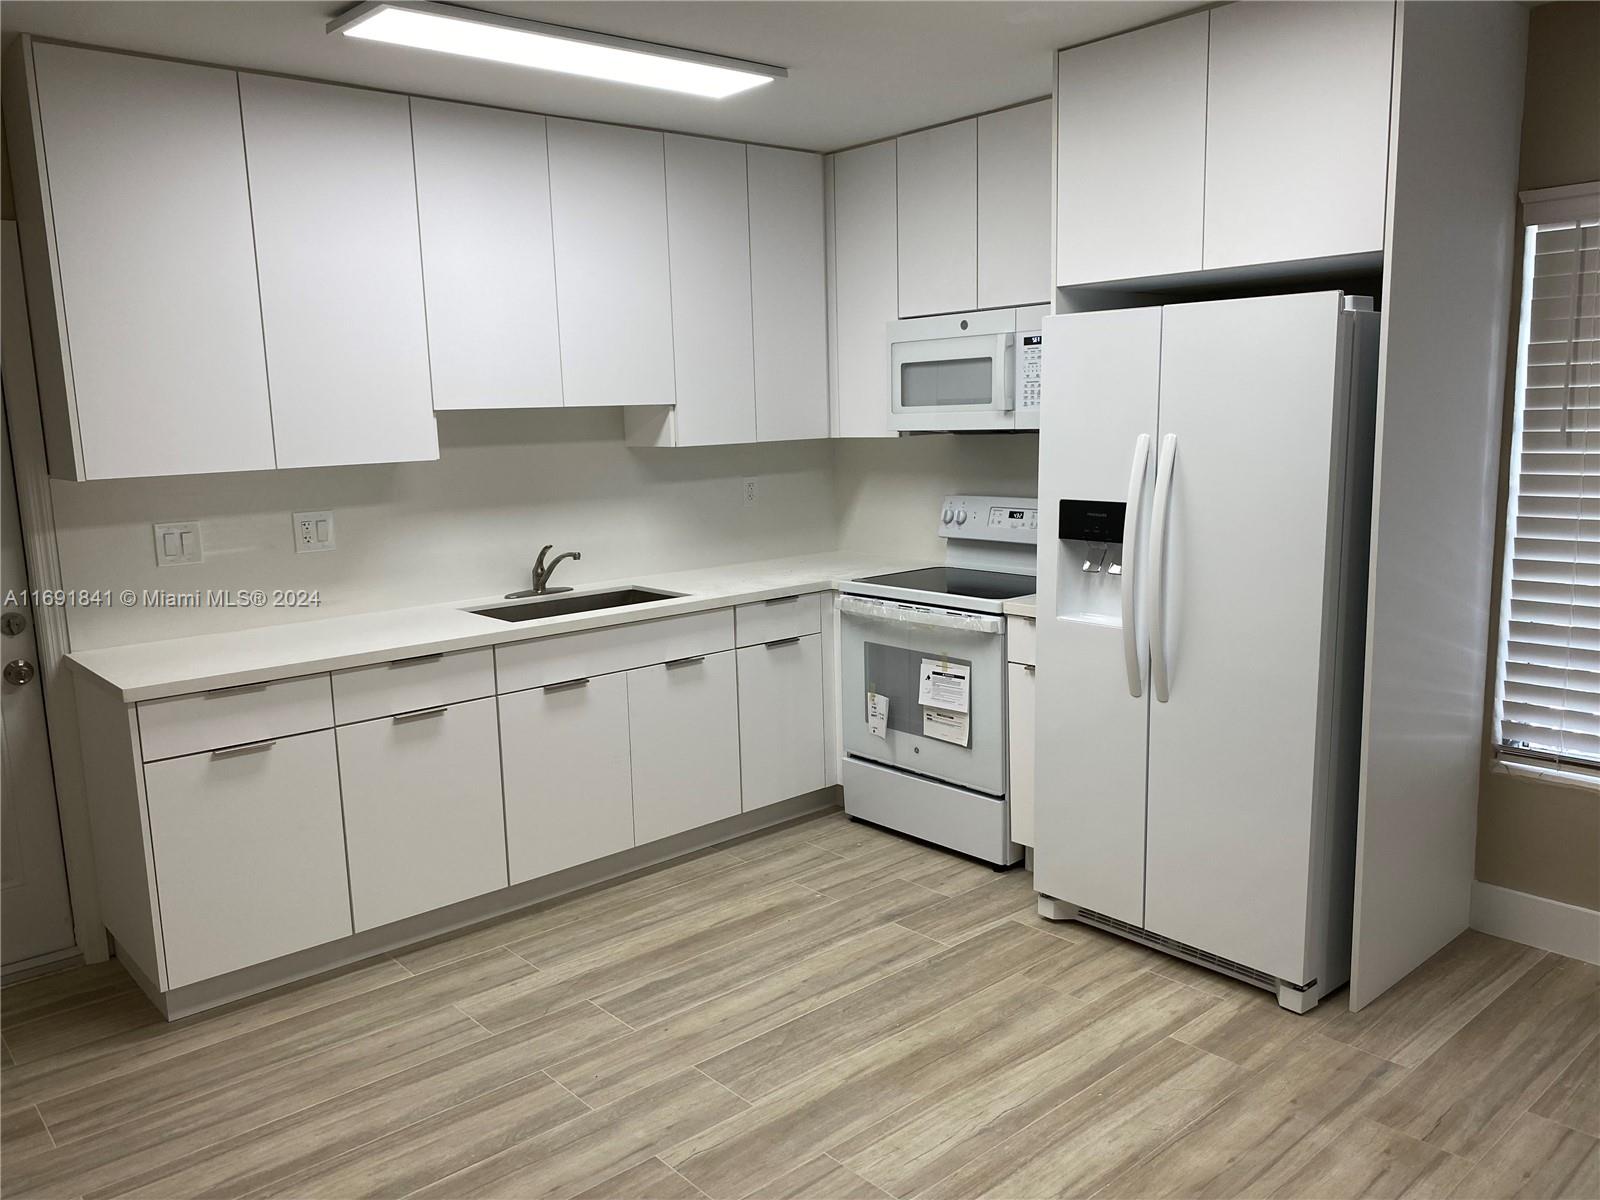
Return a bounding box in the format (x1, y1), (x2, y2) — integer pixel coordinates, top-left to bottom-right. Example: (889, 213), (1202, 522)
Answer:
(1033, 291), (1380, 1012)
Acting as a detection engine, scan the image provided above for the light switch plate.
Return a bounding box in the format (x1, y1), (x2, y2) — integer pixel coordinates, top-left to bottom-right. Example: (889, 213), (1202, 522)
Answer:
(153, 521), (202, 566)
(293, 510), (336, 554)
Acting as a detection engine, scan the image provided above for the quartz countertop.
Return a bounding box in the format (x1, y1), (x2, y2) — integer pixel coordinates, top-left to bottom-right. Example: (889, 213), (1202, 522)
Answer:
(67, 552), (916, 703)
(1003, 595), (1037, 618)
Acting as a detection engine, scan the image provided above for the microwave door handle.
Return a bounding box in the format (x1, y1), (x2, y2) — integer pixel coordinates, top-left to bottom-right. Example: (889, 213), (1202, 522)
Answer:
(1121, 433), (1153, 698)
(1146, 433), (1179, 704)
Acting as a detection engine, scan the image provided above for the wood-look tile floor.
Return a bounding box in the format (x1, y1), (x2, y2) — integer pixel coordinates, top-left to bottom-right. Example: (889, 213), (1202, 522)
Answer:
(2, 809), (1596, 1200)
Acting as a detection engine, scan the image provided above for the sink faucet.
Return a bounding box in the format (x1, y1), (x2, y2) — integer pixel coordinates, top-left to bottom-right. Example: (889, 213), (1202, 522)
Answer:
(507, 545), (582, 598)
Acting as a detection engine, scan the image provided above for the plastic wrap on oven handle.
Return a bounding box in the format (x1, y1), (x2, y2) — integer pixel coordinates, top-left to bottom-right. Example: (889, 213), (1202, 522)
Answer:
(837, 596), (1005, 636)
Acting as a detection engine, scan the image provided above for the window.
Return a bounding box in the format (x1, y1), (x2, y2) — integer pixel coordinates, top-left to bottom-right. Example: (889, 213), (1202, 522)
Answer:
(1493, 183), (1600, 781)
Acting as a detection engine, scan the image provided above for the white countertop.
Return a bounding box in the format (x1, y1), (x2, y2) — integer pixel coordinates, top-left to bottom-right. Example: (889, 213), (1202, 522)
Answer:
(67, 552), (915, 703)
(1003, 595), (1037, 618)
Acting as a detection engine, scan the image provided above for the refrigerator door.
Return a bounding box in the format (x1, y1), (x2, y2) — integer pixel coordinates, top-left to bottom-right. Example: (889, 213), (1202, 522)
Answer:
(1143, 291), (1352, 982)
(1034, 307), (1161, 925)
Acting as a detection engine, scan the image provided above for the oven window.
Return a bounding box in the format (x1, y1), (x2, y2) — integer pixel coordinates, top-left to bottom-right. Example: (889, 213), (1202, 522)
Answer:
(864, 642), (973, 737)
(899, 357), (992, 409)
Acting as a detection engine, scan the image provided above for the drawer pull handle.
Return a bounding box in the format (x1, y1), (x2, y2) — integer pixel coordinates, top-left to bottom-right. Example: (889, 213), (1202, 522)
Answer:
(208, 682), (268, 698)
(389, 653), (445, 669)
(763, 595), (800, 606)
(765, 636), (801, 649)
(665, 655), (706, 670)
(543, 677), (590, 693)
(211, 739), (276, 758)
(1023, 663), (1036, 674)
(393, 706), (449, 723)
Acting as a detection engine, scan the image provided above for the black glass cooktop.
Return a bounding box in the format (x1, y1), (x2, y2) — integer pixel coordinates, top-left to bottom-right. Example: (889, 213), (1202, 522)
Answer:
(854, 567), (1036, 601)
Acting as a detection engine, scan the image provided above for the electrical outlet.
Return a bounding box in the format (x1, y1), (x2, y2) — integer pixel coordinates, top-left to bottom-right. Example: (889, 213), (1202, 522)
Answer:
(744, 478), (758, 505)
(293, 510), (336, 554)
(153, 522), (202, 566)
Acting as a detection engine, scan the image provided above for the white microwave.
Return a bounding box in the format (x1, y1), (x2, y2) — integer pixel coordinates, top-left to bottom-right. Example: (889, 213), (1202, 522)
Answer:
(888, 305), (1047, 432)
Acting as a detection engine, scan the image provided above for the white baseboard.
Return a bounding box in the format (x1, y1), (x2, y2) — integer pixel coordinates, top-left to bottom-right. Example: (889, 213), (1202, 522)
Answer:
(1470, 881), (1600, 965)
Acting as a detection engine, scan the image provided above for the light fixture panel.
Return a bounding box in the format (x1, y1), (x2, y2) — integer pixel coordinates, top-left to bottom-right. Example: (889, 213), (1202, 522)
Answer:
(329, 1), (785, 99)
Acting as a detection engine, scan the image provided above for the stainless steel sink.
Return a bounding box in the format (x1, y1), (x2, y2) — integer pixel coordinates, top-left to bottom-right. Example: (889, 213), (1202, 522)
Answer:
(467, 587), (680, 622)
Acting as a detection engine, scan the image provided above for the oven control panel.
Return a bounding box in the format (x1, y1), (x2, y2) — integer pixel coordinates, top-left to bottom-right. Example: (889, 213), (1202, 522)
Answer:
(939, 494), (1038, 544)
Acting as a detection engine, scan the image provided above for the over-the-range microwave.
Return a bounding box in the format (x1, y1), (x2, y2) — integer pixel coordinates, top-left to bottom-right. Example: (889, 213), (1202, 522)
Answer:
(888, 304), (1049, 432)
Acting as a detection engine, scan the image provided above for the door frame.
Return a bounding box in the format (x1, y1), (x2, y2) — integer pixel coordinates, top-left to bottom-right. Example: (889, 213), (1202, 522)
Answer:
(2, 218), (106, 964)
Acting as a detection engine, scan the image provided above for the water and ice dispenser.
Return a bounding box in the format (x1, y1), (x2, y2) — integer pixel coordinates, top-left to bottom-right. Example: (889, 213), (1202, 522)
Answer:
(1056, 498), (1128, 623)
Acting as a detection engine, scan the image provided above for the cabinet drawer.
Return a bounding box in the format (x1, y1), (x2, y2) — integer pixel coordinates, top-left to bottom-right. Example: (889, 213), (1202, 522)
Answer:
(145, 729), (351, 987)
(1007, 616), (1037, 666)
(501, 672), (634, 884)
(137, 674), (332, 762)
(735, 592), (823, 648)
(496, 609), (733, 693)
(336, 696), (507, 931)
(738, 634), (825, 811)
(628, 650), (742, 843)
(332, 647), (495, 724)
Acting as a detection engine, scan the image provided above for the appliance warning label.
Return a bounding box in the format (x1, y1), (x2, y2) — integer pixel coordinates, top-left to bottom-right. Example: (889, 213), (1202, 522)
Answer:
(866, 692), (890, 739)
(918, 659), (970, 713)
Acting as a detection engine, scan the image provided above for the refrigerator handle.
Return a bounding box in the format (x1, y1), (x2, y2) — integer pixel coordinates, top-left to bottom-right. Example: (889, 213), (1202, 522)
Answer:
(1121, 433), (1153, 698)
(1147, 433), (1179, 703)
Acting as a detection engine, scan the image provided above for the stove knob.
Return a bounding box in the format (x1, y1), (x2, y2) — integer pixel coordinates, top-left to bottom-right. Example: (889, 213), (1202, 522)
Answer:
(941, 507), (953, 525)
(955, 510), (967, 526)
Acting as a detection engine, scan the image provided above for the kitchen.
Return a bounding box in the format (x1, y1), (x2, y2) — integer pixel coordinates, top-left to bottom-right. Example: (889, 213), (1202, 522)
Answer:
(0, 2), (1596, 1198)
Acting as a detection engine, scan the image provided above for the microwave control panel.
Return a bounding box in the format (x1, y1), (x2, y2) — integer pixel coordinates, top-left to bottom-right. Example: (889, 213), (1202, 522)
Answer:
(1017, 334), (1043, 414)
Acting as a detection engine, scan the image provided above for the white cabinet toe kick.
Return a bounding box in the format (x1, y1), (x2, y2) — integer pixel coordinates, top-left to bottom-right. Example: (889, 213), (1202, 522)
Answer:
(71, 597), (836, 1018)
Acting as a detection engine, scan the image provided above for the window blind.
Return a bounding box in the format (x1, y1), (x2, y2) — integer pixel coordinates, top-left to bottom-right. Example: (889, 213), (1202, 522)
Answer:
(1495, 185), (1600, 776)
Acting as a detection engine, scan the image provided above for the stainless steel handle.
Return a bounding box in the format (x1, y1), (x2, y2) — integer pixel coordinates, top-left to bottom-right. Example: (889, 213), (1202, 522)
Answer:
(1121, 433), (1153, 699)
(763, 595), (800, 606)
(764, 636), (801, 649)
(665, 655), (706, 670)
(543, 677), (590, 693)
(1022, 663), (1036, 675)
(389, 653), (444, 668)
(211, 739), (276, 758)
(1146, 433), (1178, 704)
(208, 682), (268, 697)
(393, 706), (449, 723)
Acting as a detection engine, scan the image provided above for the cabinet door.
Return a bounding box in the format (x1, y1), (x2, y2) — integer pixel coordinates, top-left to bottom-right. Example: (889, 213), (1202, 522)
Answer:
(1055, 12), (1208, 286)
(831, 140), (899, 438)
(896, 119), (977, 316)
(145, 730), (351, 988)
(501, 673), (634, 884)
(24, 44), (273, 479)
(548, 119), (675, 408)
(628, 651), (741, 843)
(238, 74), (437, 468)
(411, 99), (563, 410)
(337, 697), (507, 932)
(664, 134), (756, 445)
(1203, 2), (1394, 270)
(737, 634), (824, 811)
(978, 100), (1052, 310)
(1007, 662), (1035, 848)
(749, 147), (829, 442)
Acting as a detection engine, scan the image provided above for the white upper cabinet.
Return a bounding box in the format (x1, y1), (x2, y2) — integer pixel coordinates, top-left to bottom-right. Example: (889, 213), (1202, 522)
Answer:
(1202, 1), (1395, 270)
(830, 140), (899, 438)
(663, 134), (757, 445)
(748, 146), (829, 442)
(11, 44), (273, 480)
(410, 99), (563, 410)
(547, 119), (676, 408)
(1056, 12), (1209, 286)
(239, 74), (438, 469)
(896, 118), (978, 316)
(977, 100), (1052, 309)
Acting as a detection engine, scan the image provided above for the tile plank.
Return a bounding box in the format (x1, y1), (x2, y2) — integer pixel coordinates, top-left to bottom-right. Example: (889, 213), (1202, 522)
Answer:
(4, 990), (161, 1065)
(1531, 1030), (1600, 1138)
(1449, 1111), (1599, 1200)
(898, 869), (1037, 944)
(1, 961), (138, 1031)
(749, 1155), (891, 1200)
(1264, 1117), (1475, 1199)
(574, 1157), (706, 1200)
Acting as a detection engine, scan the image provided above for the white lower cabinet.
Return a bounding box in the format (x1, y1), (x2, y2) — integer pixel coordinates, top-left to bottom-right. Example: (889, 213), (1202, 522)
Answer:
(501, 672), (635, 884)
(628, 650), (742, 843)
(737, 634), (824, 811)
(145, 730), (351, 988)
(336, 696), (507, 932)
(1007, 661), (1036, 848)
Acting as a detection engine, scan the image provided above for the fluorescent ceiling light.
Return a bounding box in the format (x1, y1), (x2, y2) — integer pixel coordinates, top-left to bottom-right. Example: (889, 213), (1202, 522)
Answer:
(329, 1), (785, 99)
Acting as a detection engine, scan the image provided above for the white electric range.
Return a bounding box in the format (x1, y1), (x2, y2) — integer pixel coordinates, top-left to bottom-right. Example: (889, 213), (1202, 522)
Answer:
(838, 495), (1037, 866)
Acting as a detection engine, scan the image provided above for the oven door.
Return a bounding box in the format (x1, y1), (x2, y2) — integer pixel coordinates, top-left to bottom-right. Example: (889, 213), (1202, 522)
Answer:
(890, 332), (1014, 432)
(839, 595), (1007, 795)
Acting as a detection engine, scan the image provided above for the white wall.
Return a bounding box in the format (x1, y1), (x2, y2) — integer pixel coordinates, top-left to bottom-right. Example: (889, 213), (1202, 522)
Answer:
(53, 407), (837, 649)
(834, 434), (1040, 562)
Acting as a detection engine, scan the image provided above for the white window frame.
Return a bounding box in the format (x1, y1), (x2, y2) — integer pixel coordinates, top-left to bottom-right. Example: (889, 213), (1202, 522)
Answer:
(1491, 181), (1600, 789)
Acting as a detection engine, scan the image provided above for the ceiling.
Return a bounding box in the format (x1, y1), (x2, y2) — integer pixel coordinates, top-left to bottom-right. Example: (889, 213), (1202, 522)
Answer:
(0, 1), (1192, 150)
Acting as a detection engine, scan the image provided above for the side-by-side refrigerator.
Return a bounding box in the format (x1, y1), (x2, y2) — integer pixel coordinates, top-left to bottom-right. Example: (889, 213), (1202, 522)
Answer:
(1034, 291), (1380, 1012)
